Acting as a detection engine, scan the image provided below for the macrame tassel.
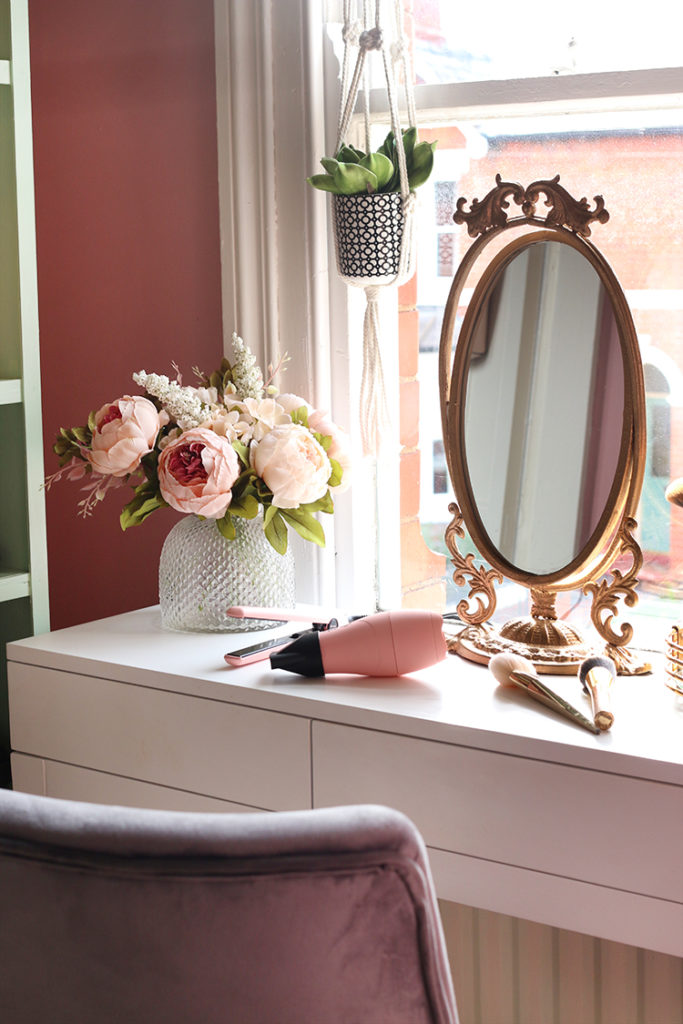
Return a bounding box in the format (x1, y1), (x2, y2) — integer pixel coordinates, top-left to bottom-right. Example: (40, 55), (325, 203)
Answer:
(359, 287), (390, 456)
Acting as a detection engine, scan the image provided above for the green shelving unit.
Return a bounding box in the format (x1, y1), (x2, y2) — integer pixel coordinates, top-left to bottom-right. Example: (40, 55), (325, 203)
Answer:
(0, 0), (49, 787)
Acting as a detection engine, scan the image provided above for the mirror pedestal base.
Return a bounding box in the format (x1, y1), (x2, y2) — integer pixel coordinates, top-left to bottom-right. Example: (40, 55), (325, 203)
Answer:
(450, 623), (651, 676)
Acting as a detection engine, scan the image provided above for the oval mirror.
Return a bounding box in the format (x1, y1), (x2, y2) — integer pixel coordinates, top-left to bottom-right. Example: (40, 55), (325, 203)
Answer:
(459, 236), (629, 578)
(439, 176), (648, 675)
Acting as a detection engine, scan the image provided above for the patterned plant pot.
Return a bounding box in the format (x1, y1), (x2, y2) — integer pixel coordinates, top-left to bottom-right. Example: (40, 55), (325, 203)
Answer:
(159, 514), (295, 633)
(333, 192), (405, 286)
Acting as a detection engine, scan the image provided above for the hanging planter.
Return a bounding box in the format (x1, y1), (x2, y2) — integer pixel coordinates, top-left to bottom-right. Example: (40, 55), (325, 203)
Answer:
(307, 2), (436, 454)
(333, 191), (404, 284)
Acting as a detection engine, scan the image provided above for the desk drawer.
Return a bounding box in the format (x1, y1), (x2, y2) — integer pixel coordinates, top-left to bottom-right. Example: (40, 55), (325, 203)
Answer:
(312, 721), (683, 903)
(11, 754), (268, 813)
(9, 664), (311, 810)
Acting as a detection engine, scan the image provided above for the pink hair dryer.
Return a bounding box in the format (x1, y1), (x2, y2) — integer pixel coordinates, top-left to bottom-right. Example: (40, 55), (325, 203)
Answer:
(270, 609), (447, 677)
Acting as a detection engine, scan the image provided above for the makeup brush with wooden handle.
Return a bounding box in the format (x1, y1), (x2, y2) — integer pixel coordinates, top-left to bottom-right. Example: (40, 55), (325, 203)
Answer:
(578, 655), (616, 731)
(489, 652), (600, 734)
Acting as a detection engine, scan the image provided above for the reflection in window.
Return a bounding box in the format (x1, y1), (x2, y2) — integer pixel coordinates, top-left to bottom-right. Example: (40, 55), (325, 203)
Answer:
(437, 234), (455, 277)
(644, 364), (671, 479)
(435, 181), (456, 225)
(433, 439), (448, 494)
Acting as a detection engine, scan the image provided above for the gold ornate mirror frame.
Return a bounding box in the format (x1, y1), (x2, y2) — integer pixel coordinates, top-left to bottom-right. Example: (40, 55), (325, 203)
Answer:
(438, 175), (649, 674)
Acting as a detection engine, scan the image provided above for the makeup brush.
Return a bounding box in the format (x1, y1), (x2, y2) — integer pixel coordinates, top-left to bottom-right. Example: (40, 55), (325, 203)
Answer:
(578, 655), (616, 731)
(489, 652), (600, 734)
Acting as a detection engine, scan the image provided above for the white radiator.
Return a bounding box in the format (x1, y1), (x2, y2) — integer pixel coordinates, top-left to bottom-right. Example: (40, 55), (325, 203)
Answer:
(439, 902), (683, 1024)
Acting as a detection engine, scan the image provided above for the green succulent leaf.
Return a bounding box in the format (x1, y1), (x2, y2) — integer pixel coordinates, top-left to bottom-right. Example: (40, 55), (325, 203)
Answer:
(336, 145), (361, 164)
(320, 157), (339, 174)
(359, 152), (394, 191)
(307, 173), (338, 193)
(378, 130), (395, 160)
(333, 161), (378, 195)
(280, 507), (326, 547)
(402, 126), (417, 164)
(408, 140), (437, 190)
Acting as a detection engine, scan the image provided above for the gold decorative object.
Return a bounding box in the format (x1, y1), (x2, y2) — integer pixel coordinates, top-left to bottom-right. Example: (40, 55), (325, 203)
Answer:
(444, 502), (502, 624)
(439, 175), (649, 674)
(664, 626), (683, 695)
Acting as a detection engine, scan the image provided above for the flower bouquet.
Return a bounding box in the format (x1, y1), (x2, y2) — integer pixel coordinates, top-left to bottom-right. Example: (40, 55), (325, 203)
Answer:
(47, 335), (351, 555)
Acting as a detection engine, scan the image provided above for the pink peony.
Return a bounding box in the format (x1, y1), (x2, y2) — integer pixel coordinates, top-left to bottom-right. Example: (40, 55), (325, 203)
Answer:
(308, 409), (352, 493)
(158, 427), (240, 518)
(251, 423), (331, 508)
(87, 395), (166, 477)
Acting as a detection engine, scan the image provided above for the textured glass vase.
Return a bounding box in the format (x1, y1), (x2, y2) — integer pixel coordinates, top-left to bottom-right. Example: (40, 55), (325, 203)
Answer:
(159, 514), (295, 632)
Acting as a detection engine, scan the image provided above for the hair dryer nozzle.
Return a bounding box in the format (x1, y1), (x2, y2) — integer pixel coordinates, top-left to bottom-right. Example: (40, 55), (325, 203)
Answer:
(270, 631), (324, 677)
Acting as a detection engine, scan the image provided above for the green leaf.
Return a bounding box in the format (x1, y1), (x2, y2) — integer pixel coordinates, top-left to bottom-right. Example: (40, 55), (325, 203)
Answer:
(332, 161), (378, 195)
(216, 512), (236, 540)
(359, 152), (394, 191)
(264, 509), (288, 554)
(312, 431), (331, 452)
(120, 491), (167, 531)
(327, 457), (343, 489)
(228, 493), (259, 519)
(232, 439), (250, 468)
(408, 140), (437, 190)
(290, 405), (309, 428)
(71, 425), (91, 445)
(302, 490), (334, 515)
(281, 507), (326, 548)
(320, 157), (339, 174)
(307, 173), (338, 193)
(87, 410), (97, 433)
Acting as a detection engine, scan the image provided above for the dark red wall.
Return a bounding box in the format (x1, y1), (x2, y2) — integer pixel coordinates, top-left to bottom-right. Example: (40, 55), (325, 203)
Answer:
(29, 0), (224, 630)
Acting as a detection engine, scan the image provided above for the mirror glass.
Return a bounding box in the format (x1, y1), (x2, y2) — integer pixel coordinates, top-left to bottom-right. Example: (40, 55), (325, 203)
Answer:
(463, 238), (625, 576)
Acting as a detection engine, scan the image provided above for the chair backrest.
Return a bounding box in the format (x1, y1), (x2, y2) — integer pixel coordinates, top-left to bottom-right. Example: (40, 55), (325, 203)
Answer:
(0, 791), (458, 1024)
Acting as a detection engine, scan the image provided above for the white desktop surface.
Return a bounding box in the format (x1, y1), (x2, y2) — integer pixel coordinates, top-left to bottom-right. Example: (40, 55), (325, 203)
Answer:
(7, 606), (683, 956)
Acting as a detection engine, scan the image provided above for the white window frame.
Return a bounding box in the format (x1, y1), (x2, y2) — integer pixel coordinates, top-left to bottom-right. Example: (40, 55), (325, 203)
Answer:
(213, 0), (682, 613)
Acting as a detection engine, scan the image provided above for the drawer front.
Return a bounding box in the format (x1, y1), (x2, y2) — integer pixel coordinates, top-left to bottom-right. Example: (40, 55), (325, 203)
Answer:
(9, 664), (311, 810)
(312, 721), (683, 903)
(11, 754), (266, 813)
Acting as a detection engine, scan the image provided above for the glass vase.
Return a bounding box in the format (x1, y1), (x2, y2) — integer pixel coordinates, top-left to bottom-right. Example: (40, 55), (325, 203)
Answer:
(159, 514), (295, 633)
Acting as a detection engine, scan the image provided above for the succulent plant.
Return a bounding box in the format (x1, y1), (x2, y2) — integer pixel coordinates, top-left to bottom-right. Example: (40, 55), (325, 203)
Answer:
(307, 127), (436, 196)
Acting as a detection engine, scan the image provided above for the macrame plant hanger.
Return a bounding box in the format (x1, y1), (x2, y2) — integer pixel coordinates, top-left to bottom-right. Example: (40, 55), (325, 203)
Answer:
(334, 0), (418, 456)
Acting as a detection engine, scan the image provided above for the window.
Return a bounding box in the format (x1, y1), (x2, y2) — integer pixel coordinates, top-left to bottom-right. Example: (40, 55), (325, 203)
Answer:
(362, 1), (683, 641)
(215, 3), (682, 636)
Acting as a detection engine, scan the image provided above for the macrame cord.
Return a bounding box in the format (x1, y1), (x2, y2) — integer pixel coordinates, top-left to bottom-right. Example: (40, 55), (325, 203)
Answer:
(333, 0), (417, 455)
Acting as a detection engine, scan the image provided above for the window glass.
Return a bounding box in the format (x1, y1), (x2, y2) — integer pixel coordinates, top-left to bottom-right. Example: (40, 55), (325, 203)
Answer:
(413, 0), (680, 83)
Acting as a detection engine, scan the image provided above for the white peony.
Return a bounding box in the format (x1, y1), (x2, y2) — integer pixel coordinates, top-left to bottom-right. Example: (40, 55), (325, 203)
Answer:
(228, 397), (291, 442)
(251, 423), (331, 508)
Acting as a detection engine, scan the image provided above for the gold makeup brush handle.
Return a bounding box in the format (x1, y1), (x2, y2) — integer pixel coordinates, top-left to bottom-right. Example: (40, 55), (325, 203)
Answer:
(585, 671), (614, 731)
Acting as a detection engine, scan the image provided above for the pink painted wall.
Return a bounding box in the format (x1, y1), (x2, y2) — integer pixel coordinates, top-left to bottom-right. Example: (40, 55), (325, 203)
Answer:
(29, 0), (224, 630)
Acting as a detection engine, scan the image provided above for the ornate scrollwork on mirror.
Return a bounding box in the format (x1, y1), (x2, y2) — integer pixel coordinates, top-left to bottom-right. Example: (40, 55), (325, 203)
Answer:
(439, 175), (650, 674)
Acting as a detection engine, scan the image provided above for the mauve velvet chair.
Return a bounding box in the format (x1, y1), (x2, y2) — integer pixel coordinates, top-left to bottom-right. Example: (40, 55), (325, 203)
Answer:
(0, 791), (458, 1023)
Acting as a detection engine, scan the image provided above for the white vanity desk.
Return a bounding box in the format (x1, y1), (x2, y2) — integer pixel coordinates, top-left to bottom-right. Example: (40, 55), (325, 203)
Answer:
(7, 606), (683, 957)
